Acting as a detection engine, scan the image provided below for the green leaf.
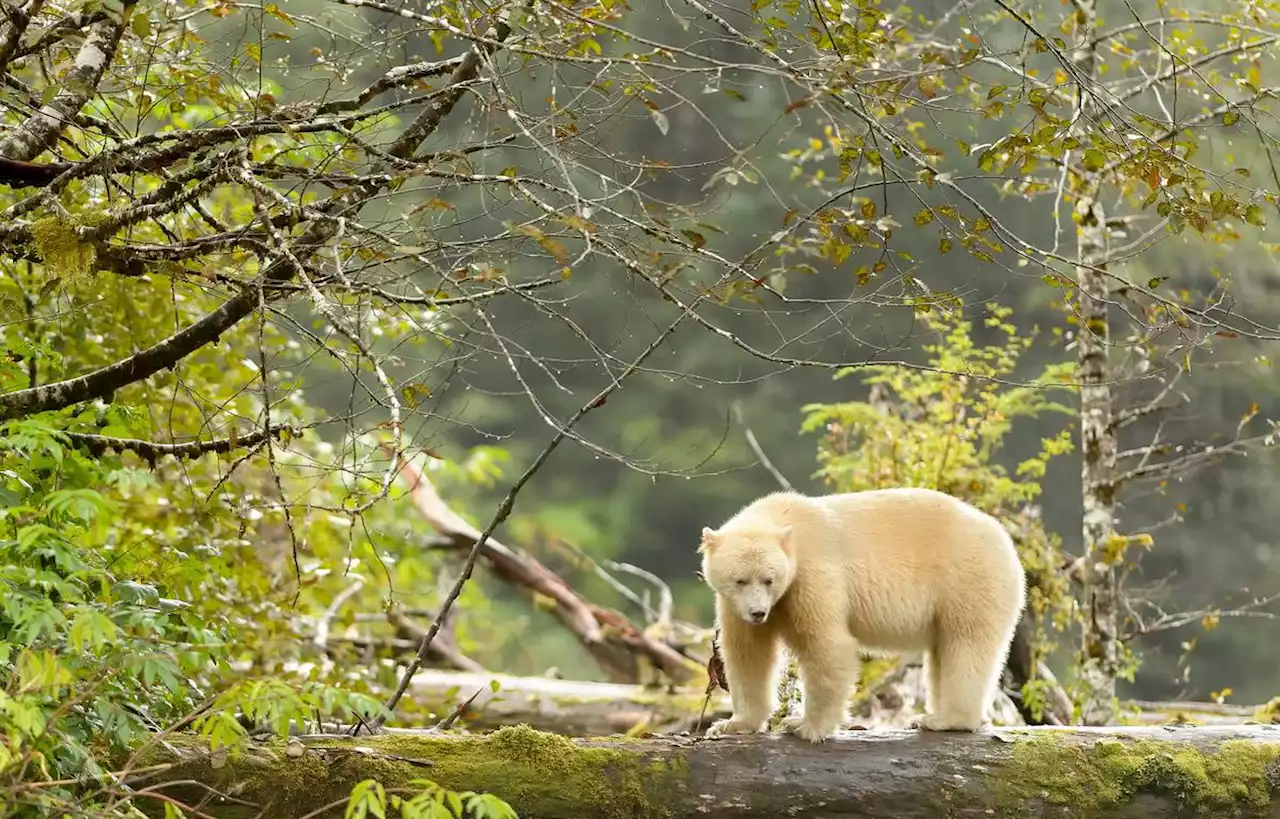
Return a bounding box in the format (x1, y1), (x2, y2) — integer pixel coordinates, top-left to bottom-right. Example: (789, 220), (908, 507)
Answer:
(68, 608), (119, 652)
(346, 779), (387, 819)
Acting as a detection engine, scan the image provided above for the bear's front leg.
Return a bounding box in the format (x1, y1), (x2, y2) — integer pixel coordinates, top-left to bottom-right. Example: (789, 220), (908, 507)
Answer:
(705, 609), (781, 738)
(780, 634), (859, 743)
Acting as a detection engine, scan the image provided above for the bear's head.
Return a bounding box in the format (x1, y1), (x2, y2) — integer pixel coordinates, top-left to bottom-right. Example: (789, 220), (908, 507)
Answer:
(699, 523), (795, 625)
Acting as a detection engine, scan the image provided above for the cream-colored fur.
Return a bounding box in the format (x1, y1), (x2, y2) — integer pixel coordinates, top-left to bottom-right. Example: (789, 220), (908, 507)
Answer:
(699, 488), (1026, 743)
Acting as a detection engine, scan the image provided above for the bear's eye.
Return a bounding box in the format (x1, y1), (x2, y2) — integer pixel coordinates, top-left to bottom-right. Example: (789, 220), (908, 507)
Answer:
(763, 579), (773, 588)
(735, 579), (747, 587)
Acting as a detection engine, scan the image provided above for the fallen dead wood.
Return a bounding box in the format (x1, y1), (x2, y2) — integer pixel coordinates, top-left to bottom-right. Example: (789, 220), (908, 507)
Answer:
(384, 609), (486, 673)
(1128, 699), (1257, 717)
(402, 668), (729, 735)
(133, 723), (1280, 819)
(394, 456), (703, 686)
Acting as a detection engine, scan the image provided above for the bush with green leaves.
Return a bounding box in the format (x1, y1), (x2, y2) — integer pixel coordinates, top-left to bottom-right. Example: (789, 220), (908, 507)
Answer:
(799, 303), (1081, 719)
(347, 778), (518, 819)
(0, 419), (381, 816)
(0, 385), (526, 817)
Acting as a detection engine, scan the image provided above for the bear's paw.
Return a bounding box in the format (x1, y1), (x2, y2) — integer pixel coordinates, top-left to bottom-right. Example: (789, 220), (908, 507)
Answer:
(910, 712), (984, 732)
(705, 715), (767, 738)
(780, 714), (838, 743)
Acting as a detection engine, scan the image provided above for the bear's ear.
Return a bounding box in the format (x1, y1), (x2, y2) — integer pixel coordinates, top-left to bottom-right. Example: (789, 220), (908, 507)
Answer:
(776, 525), (794, 553)
(698, 526), (719, 554)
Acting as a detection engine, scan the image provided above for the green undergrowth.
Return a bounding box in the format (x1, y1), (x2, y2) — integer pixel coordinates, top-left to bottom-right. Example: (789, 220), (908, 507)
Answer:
(988, 733), (1280, 817)
(144, 725), (687, 819)
(1255, 697), (1280, 724)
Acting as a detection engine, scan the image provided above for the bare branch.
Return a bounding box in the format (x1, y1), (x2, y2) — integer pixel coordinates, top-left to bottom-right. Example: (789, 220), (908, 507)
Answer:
(732, 401), (796, 492)
(61, 425), (303, 466)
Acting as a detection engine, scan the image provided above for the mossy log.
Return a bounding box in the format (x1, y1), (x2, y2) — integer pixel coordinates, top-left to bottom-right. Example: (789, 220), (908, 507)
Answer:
(133, 724), (1280, 819)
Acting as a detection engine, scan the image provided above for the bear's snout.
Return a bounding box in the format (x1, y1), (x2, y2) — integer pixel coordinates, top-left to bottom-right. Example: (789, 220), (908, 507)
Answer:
(748, 608), (768, 624)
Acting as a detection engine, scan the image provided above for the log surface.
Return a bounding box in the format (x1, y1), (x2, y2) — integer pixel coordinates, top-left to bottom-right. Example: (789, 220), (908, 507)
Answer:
(404, 668), (728, 735)
(135, 724), (1280, 819)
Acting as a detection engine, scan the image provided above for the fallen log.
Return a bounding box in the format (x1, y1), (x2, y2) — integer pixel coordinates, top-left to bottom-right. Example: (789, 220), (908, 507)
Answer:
(401, 668), (729, 735)
(393, 455), (704, 686)
(278, 663), (1264, 738)
(132, 723), (1280, 819)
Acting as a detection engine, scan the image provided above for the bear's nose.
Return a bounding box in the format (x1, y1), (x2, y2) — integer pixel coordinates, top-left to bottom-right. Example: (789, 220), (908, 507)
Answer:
(748, 609), (767, 623)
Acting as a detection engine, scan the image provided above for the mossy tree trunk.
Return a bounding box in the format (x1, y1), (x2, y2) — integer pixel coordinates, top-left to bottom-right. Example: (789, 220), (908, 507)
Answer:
(130, 724), (1280, 819)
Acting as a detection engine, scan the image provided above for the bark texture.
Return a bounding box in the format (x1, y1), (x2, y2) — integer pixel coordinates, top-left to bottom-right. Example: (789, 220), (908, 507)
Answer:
(131, 724), (1280, 819)
(0, 1), (131, 160)
(1069, 0), (1122, 727)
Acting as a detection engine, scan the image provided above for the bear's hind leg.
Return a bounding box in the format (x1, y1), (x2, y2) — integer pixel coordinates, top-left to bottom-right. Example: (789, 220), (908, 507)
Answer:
(922, 643), (943, 717)
(705, 616), (781, 737)
(915, 630), (1008, 732)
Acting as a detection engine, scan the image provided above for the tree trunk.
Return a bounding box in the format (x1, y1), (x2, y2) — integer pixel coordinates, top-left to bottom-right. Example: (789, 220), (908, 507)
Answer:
(130, 724), (1280, 819)
(1069, 0), (1122, 727)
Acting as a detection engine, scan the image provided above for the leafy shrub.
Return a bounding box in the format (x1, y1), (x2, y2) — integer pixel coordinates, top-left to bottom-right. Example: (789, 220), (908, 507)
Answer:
(800, 303), (1081, 719)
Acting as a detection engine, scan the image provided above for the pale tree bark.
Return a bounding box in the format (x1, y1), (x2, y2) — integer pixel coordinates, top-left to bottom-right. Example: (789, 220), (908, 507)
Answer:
(0, 0), (47, 74)
(0, 1), (133, 161)
(1069, 0), (1121, 727)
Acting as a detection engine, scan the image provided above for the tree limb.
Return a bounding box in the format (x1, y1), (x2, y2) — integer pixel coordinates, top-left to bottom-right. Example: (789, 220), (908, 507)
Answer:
(0, 0), (134, 161)
(61, 425), (302, 467)
(0, 12), (512, 422)
(390, 455), (703, 687)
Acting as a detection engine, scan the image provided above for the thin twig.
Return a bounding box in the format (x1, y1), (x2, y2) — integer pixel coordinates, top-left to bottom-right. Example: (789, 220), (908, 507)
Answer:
(312, 578), (366, 653)
(604, 560), (673, 629)
(548, 537), (657, 622)
(434, 686), (486, 731)
(731, 401), (795, 491)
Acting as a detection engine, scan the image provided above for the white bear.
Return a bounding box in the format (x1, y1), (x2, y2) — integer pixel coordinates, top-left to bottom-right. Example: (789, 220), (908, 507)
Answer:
(699, 487), (1026, 742)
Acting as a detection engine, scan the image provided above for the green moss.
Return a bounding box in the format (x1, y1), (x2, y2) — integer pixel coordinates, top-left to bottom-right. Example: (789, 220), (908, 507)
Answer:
(310, 725), (685, 819)
(29, 215), (96, 277)
(1254, 697), (1280, 724)
(988, 733), (1280, 817)
(132, 726), (687, 818)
